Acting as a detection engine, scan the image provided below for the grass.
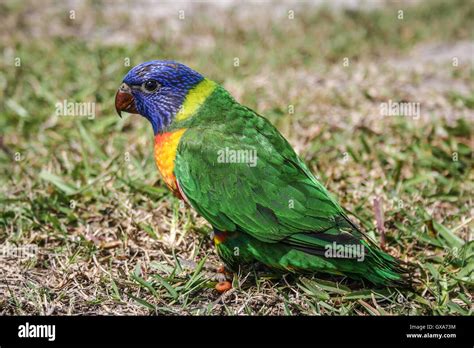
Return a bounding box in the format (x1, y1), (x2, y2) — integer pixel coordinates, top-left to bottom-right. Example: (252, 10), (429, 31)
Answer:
(0, 0), (472, 315)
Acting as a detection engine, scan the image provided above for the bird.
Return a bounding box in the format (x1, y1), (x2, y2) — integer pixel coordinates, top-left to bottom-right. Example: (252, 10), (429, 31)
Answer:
(115, 60), (411, 292)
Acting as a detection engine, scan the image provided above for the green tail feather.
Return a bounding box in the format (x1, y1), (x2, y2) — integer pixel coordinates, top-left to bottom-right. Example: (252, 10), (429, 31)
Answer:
(353, 241), (413, 287)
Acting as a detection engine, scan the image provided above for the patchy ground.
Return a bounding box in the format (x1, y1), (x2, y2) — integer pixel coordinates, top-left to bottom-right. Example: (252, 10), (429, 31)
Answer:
(0, 0), (472, 315)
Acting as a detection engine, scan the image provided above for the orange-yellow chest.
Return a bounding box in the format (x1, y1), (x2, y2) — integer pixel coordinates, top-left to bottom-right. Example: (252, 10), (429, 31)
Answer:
(154, 129), (187, 197)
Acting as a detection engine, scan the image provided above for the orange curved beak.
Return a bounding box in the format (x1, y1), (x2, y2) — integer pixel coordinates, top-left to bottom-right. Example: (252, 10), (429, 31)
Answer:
(115, 83), (138, 117)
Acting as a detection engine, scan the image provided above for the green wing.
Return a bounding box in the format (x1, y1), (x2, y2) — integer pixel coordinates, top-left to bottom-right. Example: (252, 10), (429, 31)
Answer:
(174, 106), (364, 248)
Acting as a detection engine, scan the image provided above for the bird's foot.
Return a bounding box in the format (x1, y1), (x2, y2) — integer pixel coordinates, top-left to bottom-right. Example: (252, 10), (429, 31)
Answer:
(215, 265), (232, 293)
(215, 281), (232, 293)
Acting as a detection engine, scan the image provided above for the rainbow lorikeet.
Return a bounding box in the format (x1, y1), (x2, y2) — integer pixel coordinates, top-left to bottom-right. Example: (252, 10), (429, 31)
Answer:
(115, 60), (410, 289)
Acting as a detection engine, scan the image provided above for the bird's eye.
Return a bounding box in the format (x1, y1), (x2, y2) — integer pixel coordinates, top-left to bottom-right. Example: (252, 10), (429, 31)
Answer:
(143, 80), (159, 92)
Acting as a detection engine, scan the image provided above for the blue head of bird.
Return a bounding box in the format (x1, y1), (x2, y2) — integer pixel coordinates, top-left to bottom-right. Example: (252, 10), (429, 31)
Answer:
(115, 60), (204, 134)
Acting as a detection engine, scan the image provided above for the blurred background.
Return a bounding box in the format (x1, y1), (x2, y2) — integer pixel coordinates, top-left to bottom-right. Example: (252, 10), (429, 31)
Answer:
(0, 0), (472, 315)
